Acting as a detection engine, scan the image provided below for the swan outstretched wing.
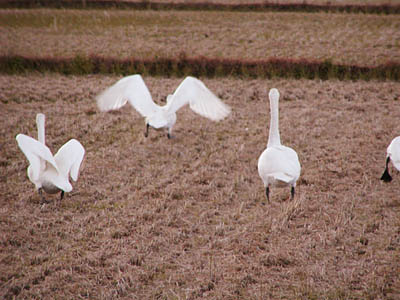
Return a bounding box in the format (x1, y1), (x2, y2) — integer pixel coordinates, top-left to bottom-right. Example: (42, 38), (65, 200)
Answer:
(54, 139), (85, 181)
(16, 134), (58, 181)
(96, 74), (160, 117)
(167, 77), (231, 121)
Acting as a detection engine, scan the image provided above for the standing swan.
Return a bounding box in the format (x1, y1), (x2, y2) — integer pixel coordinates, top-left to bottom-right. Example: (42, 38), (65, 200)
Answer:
(257, 88), (301, 201)
(16, 113), (85, 202)
(96, 75), (231, 138)
(381, 136), (400, 182)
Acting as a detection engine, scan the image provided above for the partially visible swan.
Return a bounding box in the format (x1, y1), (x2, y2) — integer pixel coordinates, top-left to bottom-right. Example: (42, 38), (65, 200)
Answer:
(96, 75), (231, 138)
(257, 88), (301, 201)
(16, 113), (85, 202)
(381, 136), (400, 182)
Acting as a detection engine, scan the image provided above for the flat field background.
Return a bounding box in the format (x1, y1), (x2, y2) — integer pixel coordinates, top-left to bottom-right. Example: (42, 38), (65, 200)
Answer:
(0, 2), (400, 300)
(1, 9), (399, 66)
(1, 75), (400, 299)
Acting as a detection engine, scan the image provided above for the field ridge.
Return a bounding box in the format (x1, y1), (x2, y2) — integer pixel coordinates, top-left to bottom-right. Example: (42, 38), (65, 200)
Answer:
(1, 0), (400, 14)
(1, 54), (399, 81)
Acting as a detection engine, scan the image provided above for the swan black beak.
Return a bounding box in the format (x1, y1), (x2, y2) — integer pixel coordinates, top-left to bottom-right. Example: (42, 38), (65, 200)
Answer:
(381, 157), (392, 182)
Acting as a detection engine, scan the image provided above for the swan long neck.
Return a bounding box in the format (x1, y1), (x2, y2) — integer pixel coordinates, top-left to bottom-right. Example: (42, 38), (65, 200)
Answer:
(267, 96), (281, 147)
(36, 113), (45, 145)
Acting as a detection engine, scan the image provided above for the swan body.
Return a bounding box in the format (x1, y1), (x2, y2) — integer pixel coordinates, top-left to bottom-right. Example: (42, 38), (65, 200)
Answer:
(257, 88), (301, 201)
(16, 113), (85, 201)
(96, 75), (231, 138)
(381, 136), (400, 182)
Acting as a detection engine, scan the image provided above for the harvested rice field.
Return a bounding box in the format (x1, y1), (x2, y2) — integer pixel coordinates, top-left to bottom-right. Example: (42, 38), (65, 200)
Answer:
(0, 74), (399, 299)
(0, 2), (399, 299)
(1, 9), (399, 66)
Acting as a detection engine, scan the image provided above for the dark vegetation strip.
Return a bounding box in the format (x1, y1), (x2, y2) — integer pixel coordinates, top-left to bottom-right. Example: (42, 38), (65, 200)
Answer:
(1, 55), (399, 81)
(1, 0), (400, 14)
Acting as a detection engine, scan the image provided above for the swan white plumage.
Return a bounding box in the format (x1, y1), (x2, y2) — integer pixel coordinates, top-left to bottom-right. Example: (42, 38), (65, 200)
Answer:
(96, 75), (231, 138)
(16, 113), (85, 201)
(381, 136), (400, 182)
(257, 88), (301, 201)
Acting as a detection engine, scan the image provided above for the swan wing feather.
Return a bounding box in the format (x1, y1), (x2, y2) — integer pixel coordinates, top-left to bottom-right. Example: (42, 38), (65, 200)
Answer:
(258, 146), (300, 184)
(267, 172), (294, 183)
(44, 168), (73, 192)
(54, 139), (85, 181)
(97, 74), (159, 117)
(167, 77), (231, 121)
(16, 134), (58, 180)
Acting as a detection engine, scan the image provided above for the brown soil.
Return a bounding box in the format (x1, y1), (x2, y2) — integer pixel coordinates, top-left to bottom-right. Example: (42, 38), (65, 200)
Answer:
(0, 74), (399, 299)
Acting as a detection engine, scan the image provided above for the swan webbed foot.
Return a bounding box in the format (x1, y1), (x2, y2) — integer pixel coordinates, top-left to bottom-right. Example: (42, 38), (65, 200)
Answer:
(381, 157), (392, 182)
(265, 186), (270, 202)
(60, 191), (64, 200)
(291, 186), (295, 200)
(144, 123), (149, 138)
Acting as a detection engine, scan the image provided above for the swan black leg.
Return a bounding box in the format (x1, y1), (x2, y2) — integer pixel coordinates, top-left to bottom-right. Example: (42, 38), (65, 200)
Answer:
(167, 128), (173, 139)
(38, 188), (46, 204)
(144, 123), (149, 138)
(265, 186), (270, 202)
(381, 157), (392, 182)
(291, 186), (295, 200)
(60, 191), (64, 200)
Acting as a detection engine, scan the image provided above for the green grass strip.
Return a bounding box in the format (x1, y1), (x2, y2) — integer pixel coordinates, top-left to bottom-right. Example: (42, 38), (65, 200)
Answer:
(1, 55), (399, 81)
(1, 0), (400, 14)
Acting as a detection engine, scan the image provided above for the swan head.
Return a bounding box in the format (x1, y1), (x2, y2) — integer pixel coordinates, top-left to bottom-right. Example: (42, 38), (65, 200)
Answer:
(36, 113), (45, 124)
(269, 88), (280, 102)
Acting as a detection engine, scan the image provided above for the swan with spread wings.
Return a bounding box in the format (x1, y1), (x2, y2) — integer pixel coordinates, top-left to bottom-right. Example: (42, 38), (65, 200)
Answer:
(16, 113), (85, 202)
(96, 75), (231, 138)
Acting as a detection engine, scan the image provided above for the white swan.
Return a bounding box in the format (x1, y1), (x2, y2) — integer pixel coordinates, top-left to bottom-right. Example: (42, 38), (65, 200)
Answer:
(257, 88), (301, 201)
(381, 136), (400, 182)
(16, 113), (85, 201)
(96, 75), (231, 138)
